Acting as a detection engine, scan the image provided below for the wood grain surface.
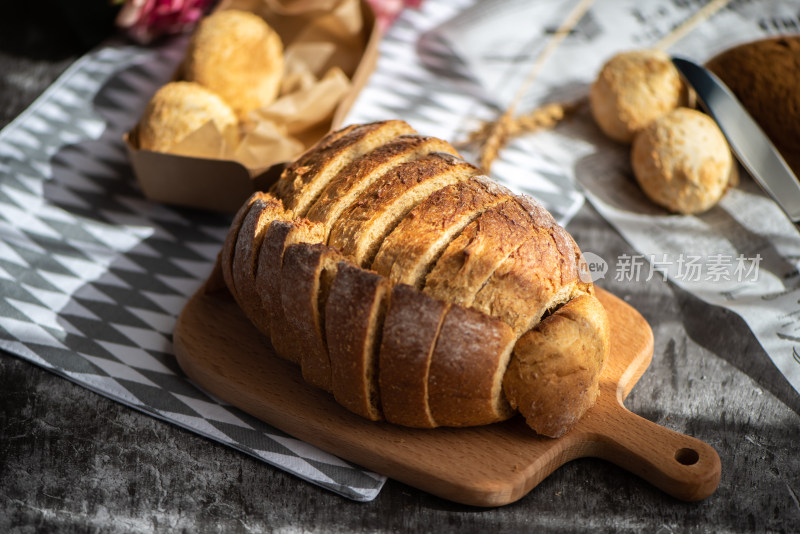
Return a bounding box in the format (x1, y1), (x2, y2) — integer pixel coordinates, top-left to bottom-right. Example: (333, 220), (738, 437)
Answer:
(173, 285), (720, 506)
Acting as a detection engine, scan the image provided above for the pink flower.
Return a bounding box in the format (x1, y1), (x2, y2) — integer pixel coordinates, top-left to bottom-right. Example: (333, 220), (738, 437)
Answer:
(116, 0), (214, 44)
(366, 0), (423, 32)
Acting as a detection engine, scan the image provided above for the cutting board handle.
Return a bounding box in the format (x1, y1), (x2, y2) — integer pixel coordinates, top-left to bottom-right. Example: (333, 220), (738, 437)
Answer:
(582, 391), (721, 501)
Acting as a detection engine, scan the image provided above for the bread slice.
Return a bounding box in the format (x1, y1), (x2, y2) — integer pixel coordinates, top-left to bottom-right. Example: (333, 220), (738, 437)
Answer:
(221, 191), (273, 303)
(502, 293), (609, 438)
(428, 304), (517, 427)
(372, 176), (513, 288)
(271, 120), (415, 216)
(514, 195), (583, 287)
(470, 231), (571, 335)
(305, 135), (459, 240)
(326, 262), (391, 421)
(378, 284), (448, 428)
(471, 196), (586, 334)
(255, 219), (325, 363)
(422, 197), (536, 307)
(328, 153), (479, 267)
(280, 243), (342, 391)
(231, 195), (287, 335)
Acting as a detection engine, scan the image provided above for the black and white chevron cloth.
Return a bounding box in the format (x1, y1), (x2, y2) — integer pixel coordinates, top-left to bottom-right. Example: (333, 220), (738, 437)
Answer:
(0, 38), (384, 502)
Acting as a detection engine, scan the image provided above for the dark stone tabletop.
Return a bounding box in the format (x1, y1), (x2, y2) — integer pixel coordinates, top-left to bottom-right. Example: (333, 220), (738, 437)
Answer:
(1, 4), (798, 533)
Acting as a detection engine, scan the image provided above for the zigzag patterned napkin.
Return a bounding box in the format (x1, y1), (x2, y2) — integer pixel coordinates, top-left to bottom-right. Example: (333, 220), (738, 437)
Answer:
(0, 37), (384, 502)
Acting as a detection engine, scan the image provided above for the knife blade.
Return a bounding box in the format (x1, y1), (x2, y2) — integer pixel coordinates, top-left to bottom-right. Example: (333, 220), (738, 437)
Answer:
(672, 56), (800, 222)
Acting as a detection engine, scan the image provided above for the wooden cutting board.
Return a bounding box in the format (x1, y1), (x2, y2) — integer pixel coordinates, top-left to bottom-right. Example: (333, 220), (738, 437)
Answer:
(174, 286), (721, 506)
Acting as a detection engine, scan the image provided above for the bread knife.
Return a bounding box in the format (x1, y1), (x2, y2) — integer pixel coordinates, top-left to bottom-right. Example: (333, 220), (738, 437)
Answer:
(672, 56), (800, 222)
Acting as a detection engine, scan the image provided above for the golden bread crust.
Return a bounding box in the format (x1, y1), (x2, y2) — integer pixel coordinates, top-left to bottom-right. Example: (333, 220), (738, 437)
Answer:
(231, 197), (288, 336)
(183, 10), (284, 119)
(255, 219), (325, 363)
(328, 153), (478, 266)
(372, 176), (513, 288)
(280, 243), (342, 392)
(428, 304), (517, 426)
(422, 197), (535, 307)
(470, 195), (586, 335)
(378, 284), (448, 428)
(306, 135), (458, 239)
(326, 262), (391, 421)
(502, 293), (609, 438)
(222, 192), (272, 304)
(138, 81), (239, 153)
(271, 120), (416, 216)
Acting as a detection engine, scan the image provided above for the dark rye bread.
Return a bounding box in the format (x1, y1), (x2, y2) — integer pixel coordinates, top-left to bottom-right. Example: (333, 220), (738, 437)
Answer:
(280, 243), (342, 392)
(502, 293), (609, 438)
(255, 219), (325, 364)
(371, 176), (513, 288)
(326, 262), (391, 421)
(231, 197), (289, 336)
(222, 191), (272, 305)
(422, 197), (537, 307)
(428, 304), (517, 426)
(271, 120), (415, 216)
(305, 135), (459, 240)
(378, 284), (448, 428)
(328, 153), (479, 267)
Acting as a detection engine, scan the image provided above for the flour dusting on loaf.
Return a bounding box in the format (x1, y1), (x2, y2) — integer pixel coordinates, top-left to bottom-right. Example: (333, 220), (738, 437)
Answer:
(218, 121), (609, 437)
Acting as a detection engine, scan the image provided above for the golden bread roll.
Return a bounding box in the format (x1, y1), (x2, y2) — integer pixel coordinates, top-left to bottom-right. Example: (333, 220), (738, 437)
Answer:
(217, 121), (609, 438)
(183, 10), (284, 119)
(590, 49), (688, 143)
(137, 81), (239, 154)
(631, 107), (736, 214)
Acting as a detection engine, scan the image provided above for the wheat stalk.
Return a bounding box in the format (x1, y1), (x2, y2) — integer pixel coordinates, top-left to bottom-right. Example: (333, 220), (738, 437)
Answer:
(470, 0), (731, 173)
(468, 99), (585, 146)
(475, 0), (594, 172)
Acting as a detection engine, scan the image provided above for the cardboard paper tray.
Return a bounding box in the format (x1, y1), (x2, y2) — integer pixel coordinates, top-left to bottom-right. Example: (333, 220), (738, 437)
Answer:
(124, 0), (380, 213)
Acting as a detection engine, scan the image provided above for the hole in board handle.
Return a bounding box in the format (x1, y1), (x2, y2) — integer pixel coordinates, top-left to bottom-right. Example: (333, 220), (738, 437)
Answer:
(675, 447), (700, 465)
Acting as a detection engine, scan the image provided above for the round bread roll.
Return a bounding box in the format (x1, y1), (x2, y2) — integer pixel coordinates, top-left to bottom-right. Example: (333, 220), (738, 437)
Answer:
(183, 10), (284, 119)
(137, 81), (239, 154)
(631, 107), (735, 214)
(591, 49), (688, 143)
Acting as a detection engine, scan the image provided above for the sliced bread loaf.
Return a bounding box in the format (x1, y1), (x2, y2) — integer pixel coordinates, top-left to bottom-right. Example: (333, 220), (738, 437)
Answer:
(255, 219), (325, 363)
(422, 196), (536, 307)
(216, 121), (609, 437)
(502, 293), (609, 437)
(305, 135), (459, 240)
(378, 284), (448, 428)
(328, 153), (479, 266)
(271, 120), (415, 216)
(326, 262), (391, 421)
(428, 304), (517, 426)
(280, 243), (342, 392)
(371, 176), (513, 288)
